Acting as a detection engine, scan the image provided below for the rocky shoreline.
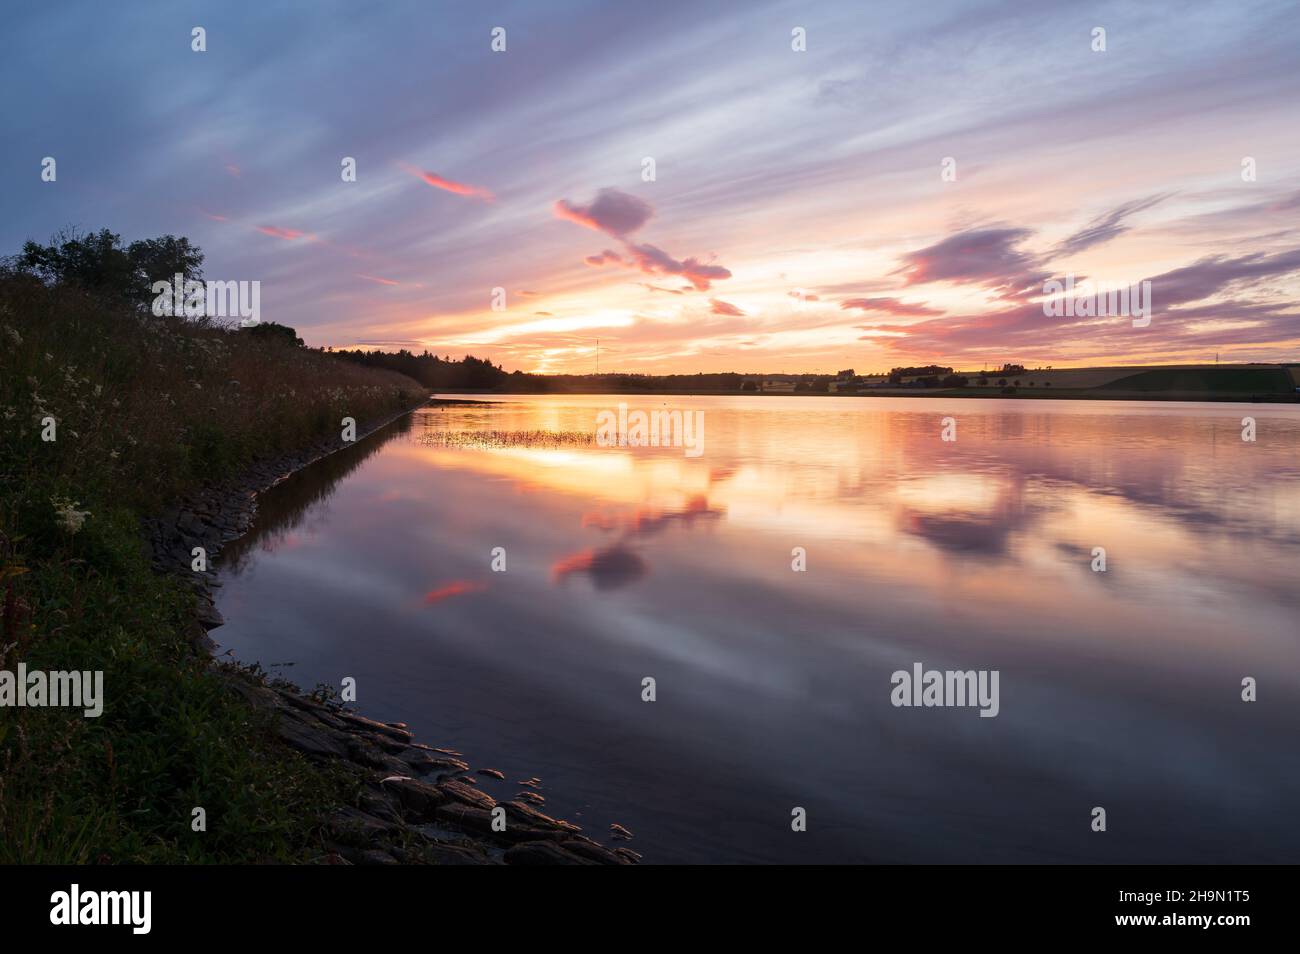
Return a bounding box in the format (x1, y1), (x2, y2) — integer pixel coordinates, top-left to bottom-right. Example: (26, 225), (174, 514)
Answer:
(144, 400), (638, 865)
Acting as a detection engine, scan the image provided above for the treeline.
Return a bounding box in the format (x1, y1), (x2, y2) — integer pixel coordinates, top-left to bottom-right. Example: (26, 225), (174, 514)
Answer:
(332, 352), (772, 393)
(334, 349), (511, 389)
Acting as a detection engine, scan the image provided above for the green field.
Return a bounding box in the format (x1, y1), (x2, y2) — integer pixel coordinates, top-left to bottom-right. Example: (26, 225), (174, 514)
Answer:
(1101, 367), (1295, 394)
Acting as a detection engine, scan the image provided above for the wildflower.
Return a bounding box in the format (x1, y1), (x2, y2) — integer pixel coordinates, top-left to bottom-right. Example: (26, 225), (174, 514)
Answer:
(45, 352), (53, 362)
(51, 496), (91, 534)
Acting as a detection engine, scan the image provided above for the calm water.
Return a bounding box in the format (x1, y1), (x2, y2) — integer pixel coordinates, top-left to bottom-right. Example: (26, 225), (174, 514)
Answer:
(214, 395), (1300, 863)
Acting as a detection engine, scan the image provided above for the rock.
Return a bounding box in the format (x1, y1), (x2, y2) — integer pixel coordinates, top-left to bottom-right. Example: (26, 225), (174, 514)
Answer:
(343, 735), (412, 775)
(477, 768), (506, 780)
(503, 841), (597, 866)
(434, 803), (494, 833)
(336, 711), (414, 743)
(220, 675), (278, 711)
(399, 750), (468, 776)
(195, 599), (224, 630)
(438, 779), (496, 811)
(558, 837), (634, 865)
(326, 806), (399, 841)
(500, 801), (581, 834)
(276, 712), (349, 758)
(515, 791), (545, 805)
(419, 842), (497, 865)
(380, 776), (449, 820)
(609, 823), (634, 840)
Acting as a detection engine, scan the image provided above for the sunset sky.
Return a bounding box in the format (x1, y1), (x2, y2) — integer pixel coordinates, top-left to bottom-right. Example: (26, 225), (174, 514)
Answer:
(5, 0), (1299, 373)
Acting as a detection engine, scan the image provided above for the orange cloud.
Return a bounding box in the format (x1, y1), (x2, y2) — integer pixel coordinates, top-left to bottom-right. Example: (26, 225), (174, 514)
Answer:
(401, 163), (494, 201)
(422, 580), (488, 605)
(256, 225), (307, 240)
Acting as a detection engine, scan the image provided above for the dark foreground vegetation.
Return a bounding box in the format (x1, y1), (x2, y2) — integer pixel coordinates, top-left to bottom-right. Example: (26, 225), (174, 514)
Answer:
(0, 231), (426, 862)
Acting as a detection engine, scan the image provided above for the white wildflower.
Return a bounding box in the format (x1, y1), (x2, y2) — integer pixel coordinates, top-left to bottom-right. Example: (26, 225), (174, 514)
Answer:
(51, 496), (91, 534)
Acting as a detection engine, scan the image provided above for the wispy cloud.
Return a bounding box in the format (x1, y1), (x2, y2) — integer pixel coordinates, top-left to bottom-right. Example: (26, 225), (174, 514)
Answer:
(400, 163), (494, 201)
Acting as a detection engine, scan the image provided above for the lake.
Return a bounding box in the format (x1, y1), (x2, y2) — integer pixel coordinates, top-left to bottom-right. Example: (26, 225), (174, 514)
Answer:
(213, 395), (1300, 863)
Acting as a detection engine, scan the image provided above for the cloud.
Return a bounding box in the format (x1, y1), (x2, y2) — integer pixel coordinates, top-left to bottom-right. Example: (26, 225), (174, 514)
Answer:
(584, 248), (626, 267)
(551, 545), (648, 590)
(1052, 193), (1173, 257)
(357, 273), (401, 285)
(401, 163), (494, 201)
(555, 187), (732, 290)
(256, 225), (307, 240)
(897, 227), (1046, 296)
(623, 242), (731, 291)
(554, 188), (653, 237)
(709, 298), (746, 316)
(1144, 247), (1300, 307)
(422, 580), (488, 605)
(840, 297), (942, 316)
(863, 245), (1300, 360)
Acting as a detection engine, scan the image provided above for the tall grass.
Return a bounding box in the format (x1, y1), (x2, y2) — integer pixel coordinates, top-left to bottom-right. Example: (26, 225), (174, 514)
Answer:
(0, 270), (426, 862)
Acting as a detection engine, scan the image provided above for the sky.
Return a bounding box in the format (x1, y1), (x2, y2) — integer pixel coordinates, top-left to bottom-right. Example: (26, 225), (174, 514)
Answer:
(3, 0), (1299, 374)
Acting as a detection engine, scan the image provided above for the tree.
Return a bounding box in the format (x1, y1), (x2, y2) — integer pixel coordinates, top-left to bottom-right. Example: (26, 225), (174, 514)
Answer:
(246, 322), (303, 347)
(15, 228), (203, 308)
(127, 235), (205, 302)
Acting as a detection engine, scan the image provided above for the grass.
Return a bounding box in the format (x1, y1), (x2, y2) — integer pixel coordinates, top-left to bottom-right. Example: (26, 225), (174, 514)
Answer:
(0, 270), (426, 862)
(1101, 367), (1294, 394)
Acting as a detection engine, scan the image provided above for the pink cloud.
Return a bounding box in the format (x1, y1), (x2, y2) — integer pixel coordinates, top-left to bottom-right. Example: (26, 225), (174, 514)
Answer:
(256, 225), (307, 240)
(624, 242), (731, 291)
(400, 163), (494, 201)
(897, 227), (1046, 297)
(554, 188), (654, 237)
(555, 187), (731, 291)
(422, 580), (488, 606)
(709, 298), (746, 316)
(585, 249), (627, 267)
(840, 297), (943, 316)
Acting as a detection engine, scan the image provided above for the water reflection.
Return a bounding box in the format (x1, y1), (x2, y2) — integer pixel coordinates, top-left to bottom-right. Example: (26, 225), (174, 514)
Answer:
(219, 412), (414, 574)
(215, 395), (1300, 863)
